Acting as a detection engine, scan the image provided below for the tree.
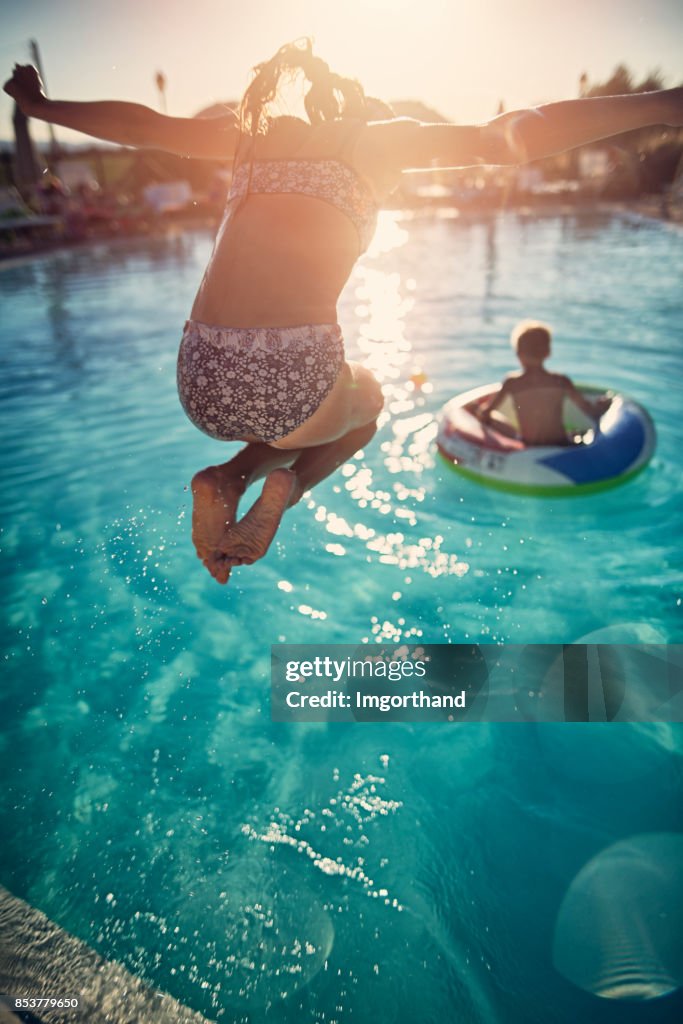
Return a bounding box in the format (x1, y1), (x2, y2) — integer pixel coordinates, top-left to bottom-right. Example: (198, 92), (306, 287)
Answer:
(586, 64), (682, 196)
(587, 64), (665, 98)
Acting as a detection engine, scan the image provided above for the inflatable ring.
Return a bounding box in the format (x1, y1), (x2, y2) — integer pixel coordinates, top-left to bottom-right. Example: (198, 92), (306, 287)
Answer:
(436, 384), (656, 496)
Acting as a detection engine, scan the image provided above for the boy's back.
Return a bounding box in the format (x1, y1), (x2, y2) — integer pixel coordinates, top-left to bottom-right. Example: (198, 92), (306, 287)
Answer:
(498, 368), (573, 446)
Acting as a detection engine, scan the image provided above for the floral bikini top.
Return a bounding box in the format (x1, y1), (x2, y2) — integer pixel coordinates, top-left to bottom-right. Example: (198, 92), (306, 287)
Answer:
(226, 122), (378, 253)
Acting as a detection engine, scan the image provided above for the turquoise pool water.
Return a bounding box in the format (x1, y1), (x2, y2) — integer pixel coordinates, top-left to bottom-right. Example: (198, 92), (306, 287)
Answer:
(1, 211), (683, 1022)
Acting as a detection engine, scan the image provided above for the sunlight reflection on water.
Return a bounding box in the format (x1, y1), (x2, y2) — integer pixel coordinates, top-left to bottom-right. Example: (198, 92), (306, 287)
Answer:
(2, 212), (683, 1023)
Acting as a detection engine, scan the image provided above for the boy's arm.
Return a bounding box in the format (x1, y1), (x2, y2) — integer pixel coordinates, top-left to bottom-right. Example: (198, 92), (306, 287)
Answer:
(477, 380), (510, 422)
(565, 380), (612, 420)
(3, 64), (238, 160)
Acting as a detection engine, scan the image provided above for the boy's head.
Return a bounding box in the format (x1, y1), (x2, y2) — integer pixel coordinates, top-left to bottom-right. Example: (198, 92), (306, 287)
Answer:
(511, 321), (552, 366)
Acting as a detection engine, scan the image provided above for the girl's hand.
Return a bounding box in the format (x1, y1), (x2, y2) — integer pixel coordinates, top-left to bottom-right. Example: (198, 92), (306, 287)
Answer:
(3, 64), (47, 115)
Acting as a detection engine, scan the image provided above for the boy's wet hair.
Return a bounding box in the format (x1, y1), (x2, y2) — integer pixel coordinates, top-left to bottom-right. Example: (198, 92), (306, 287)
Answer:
(511, 321), (552, 360)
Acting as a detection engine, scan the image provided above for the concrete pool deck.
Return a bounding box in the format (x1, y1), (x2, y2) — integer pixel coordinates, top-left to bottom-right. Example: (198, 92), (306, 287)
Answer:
(0, 886), (212, 1024)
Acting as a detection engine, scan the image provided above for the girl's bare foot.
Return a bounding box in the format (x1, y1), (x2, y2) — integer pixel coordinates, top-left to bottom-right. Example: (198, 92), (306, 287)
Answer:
(191, 466), (246, 570)
(208, 468), (297, 583)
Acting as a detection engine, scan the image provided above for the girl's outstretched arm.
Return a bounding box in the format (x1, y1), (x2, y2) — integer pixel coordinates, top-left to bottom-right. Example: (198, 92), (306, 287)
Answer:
(3, 64), (238, 160)
(481, 87), (683, 164)
(363, 86), (683, 171)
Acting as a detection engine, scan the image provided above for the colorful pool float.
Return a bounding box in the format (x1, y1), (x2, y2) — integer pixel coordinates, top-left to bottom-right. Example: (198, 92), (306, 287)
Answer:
(436, 384), (656, 496)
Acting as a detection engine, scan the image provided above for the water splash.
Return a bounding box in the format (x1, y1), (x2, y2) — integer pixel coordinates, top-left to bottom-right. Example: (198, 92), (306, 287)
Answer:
(242, 771), (404, 911)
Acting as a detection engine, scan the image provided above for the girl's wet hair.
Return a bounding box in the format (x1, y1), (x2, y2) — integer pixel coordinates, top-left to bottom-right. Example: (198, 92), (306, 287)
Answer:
(239, 38), (369, 135)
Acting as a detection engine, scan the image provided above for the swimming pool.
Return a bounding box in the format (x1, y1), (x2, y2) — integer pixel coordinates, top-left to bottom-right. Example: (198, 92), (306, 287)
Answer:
(1, 211), (682, 1021)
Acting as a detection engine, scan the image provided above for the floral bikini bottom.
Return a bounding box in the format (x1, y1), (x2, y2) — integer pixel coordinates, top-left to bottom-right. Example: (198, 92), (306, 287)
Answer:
(177, 319), (345, 443)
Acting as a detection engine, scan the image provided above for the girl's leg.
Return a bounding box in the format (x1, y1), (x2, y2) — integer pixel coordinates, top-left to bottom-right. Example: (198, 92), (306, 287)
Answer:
(191, 442), (302, 566)
(194, 359), (384, 583)
(286, 420), (378, 505)
(206, 420), (379, 584)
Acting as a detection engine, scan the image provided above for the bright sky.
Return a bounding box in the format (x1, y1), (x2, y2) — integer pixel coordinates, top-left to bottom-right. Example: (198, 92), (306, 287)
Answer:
(1, 0), (682, 144)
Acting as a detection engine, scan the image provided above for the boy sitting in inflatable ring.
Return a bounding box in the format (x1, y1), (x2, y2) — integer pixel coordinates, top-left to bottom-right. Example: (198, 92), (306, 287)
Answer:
(476, 321), (612, 446)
